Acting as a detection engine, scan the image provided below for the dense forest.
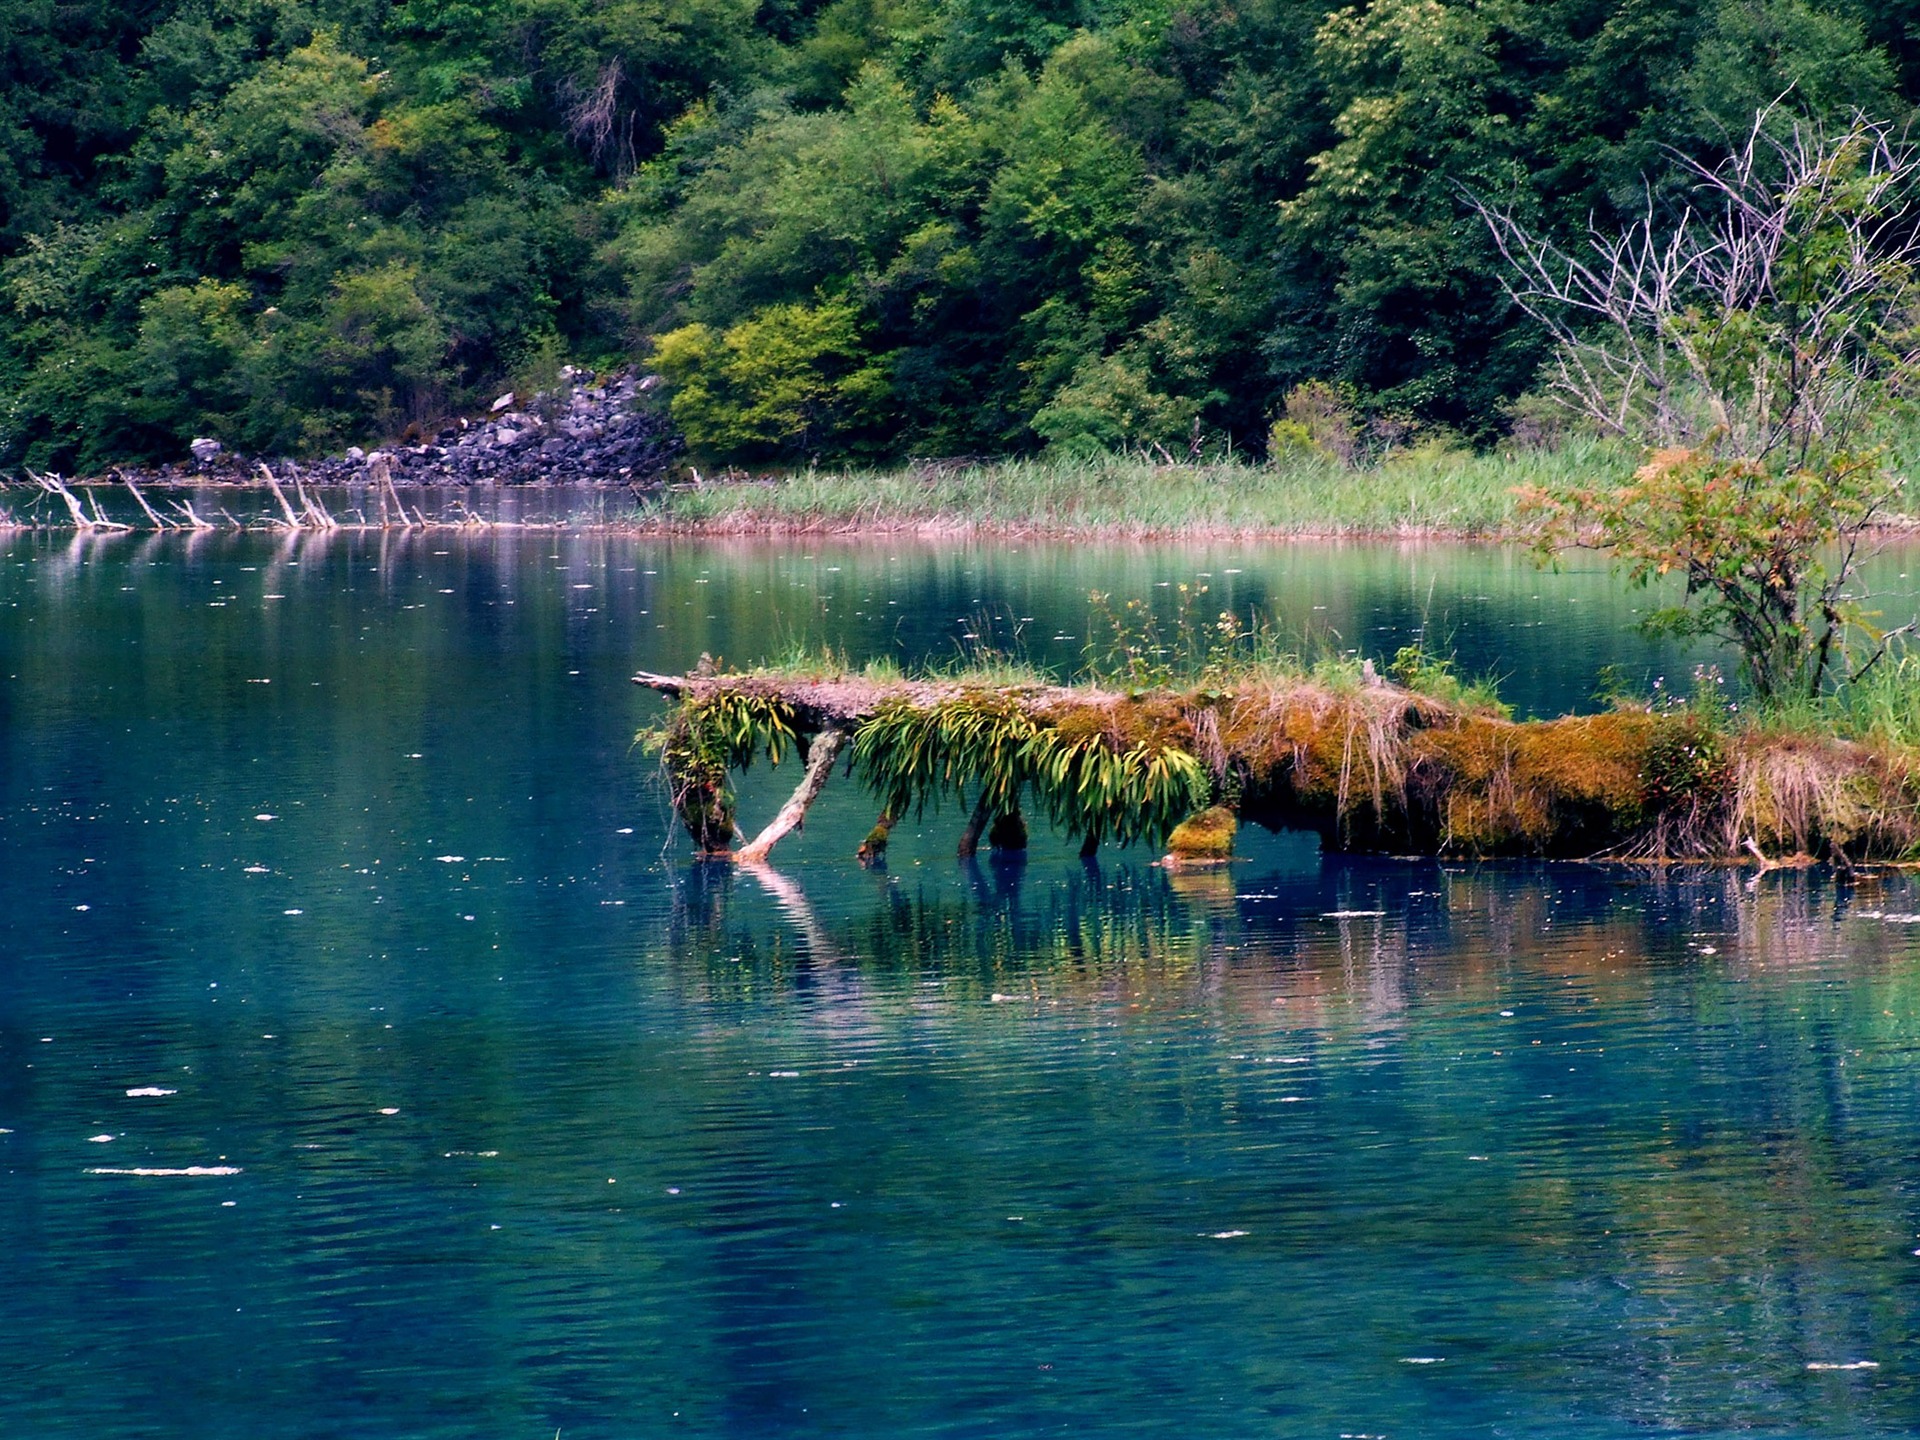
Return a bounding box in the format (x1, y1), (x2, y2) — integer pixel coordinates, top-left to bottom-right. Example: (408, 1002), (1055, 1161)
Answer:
(4, 0), (1918, 471)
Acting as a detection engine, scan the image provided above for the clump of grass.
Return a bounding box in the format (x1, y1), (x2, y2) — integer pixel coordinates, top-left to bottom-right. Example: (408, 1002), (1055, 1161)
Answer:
(1575, 652), (1920, 860)
(1388, 644), (1511, 718)
(749, 642), (860, 682)
(1824, 653), (1920, 750)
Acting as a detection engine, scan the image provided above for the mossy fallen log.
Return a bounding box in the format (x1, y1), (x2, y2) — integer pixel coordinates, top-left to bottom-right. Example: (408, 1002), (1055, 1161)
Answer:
(634, 667), (1920, 866)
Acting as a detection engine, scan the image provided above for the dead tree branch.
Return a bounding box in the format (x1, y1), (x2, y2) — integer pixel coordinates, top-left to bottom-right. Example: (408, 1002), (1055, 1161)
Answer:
(734, 728), (850, 863)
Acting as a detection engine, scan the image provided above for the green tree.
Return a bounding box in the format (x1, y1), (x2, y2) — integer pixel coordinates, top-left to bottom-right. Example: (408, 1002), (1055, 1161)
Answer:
(1272, 0), (1539, 430)
(651, 295), (892, 458)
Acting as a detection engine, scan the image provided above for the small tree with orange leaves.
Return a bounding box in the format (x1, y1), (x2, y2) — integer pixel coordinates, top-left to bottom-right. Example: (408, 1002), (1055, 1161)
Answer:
(1518, 447), (1903, 701)
(1482, 111), (1920, 700)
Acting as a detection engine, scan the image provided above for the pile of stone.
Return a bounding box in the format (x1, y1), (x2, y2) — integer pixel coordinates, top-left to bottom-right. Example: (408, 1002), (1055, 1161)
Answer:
(156, 368), (683, 488)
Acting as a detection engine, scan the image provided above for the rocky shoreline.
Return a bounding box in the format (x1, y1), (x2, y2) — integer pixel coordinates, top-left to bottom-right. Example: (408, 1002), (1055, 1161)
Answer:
(89, 368), (684, 490)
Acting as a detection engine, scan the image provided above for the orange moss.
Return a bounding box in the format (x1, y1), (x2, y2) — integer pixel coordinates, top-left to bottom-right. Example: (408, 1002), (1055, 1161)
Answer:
(1415, 712), (1660, 854)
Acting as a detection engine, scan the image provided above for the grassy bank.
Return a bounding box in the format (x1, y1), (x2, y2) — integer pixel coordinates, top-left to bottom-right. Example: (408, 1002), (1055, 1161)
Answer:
(639, 440), (1641, 539)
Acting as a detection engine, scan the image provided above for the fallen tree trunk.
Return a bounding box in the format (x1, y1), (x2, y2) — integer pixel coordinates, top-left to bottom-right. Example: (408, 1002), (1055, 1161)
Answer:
(635, 667), (1920, 865)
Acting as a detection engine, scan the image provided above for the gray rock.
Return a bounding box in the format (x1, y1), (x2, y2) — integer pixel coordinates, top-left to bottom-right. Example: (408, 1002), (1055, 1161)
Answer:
(115, 366), (683, 492)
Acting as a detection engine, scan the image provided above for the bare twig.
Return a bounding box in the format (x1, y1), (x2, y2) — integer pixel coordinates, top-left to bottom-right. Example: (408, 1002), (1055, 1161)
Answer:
(1474, 110), (1920, 463)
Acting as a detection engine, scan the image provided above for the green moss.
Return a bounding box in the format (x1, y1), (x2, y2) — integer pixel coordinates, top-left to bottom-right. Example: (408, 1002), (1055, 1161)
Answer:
(1166, 805), (1237, 857)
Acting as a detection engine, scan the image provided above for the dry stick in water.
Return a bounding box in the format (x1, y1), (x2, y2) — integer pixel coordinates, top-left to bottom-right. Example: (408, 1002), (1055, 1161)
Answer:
(370, 453), (392, 528)
(258, 463), (303, 528)
(365, 451), (411, 529)
(293, 473), (337, 530)
(119, 471), (175, 529)
(29, 470), (93, 528)
(378, 457), (412, 528)
(38, 472), (131, 530)
(170, 498), (215, 530)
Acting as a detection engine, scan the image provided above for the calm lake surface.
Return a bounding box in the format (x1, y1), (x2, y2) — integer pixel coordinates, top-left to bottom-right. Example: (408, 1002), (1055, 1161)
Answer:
(7, 530), (1920, 1438)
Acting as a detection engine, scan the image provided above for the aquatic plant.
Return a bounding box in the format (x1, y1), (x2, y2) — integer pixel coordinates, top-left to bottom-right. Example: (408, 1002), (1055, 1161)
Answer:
(644, 443), (1627, 540)
(853, 695), (1041, 822)
(848, 692), (1210, 853)
(639, 689), (802, 853)
(1022, 720), (1210, 851)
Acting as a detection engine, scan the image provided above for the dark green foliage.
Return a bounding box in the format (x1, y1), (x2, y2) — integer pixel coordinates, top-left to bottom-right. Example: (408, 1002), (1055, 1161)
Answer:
(640, 690), (801, 850)
(849, 694), (1210, 848)
(5, 0), (1919, 469)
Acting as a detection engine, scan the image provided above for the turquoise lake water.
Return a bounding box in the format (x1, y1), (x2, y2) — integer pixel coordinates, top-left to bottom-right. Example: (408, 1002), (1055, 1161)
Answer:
(5, 530), (1920, 1437)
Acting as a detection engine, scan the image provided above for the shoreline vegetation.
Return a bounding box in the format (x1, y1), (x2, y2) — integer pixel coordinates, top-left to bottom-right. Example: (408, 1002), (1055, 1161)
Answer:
(638, 447), (1602, 539)
(11, 441), (1920, 540)
(636, 649), (1920, 870)
(13, 0), (1920, 495)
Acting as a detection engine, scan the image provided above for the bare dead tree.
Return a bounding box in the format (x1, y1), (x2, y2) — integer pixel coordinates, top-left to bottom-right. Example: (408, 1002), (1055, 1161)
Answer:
(1477, 110), (1920, 470)
(169, 497), (216, 530)
(564, 58), (638, 177)
(291, 470), (338, 530)
(1478, 110), (1920, 699)
(367, 451), (411, 527)
(258, 462), (304, 528)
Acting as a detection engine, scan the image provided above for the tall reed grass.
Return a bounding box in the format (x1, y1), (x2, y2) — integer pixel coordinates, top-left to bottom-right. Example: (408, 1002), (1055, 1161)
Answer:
(647, 439), (1639, 537)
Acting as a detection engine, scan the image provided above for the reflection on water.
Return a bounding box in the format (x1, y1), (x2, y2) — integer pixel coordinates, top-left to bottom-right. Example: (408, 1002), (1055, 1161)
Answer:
(0, 523), (1746, 716)
(4, 532), (1920, 1438)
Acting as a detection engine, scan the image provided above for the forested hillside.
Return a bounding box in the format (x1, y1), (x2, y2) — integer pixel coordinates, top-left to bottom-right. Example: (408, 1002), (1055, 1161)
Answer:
(4, 0), (1916, 471)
